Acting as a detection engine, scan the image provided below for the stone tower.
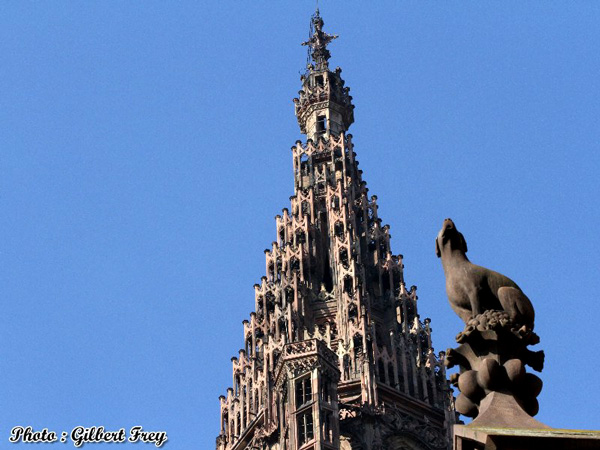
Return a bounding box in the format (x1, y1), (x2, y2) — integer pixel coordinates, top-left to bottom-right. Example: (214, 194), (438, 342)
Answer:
(216, 10), (455, 450)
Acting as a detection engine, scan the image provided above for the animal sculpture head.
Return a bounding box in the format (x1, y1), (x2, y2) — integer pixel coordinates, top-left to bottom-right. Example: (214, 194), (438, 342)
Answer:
(436, 218), (468, 258)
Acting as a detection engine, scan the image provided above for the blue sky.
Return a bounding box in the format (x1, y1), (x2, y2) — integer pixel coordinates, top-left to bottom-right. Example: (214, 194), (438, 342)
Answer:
(1, 2), (599, 449)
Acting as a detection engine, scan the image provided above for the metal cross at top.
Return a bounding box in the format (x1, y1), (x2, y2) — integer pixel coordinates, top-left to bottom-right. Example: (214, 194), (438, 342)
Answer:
(302, 9), (338, 69)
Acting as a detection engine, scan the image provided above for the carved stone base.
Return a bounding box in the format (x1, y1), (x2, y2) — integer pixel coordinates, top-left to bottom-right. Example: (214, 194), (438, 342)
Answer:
(446, 311), (544, 420)
(470, 392), (548, 429)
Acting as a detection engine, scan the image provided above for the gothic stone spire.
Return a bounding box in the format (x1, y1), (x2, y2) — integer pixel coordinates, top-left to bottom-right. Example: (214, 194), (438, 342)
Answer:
(216, 11), (455, 450)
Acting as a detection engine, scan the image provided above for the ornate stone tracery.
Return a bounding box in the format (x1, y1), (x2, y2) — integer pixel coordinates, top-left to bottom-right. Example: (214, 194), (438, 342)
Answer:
(216, 10), (454, 450)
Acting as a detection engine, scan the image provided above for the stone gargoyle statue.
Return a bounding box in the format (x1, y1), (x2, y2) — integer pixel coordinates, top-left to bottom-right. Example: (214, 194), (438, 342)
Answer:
(436, 218), (546, 427)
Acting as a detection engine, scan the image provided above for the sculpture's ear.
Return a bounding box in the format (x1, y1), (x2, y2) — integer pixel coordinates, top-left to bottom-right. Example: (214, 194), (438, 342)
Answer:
(435, 237), (441, 257)
(459, 232), (468, 253)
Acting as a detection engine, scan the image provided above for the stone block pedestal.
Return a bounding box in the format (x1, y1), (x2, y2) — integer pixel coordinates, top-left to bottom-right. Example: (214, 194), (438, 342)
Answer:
(454, 425), (600, 450)
(454, 392), (600, 449)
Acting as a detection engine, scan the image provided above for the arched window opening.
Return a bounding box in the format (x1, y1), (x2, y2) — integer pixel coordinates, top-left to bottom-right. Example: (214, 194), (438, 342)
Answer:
(300, 153), (310, 179)
(344, 277), (354, 296)
(334, 221), (344, 237)
(268, 263), (275, 282)
(378, 360), (386, 383)
(279, 227), (286, 243)
(316, 115), (326, 133)
(297, 411), (314, 445)
(348, 302), (358, 321)
(379, 238), (387, 256)
(295, 377), (312, 407)
(339, 248), (349, 268)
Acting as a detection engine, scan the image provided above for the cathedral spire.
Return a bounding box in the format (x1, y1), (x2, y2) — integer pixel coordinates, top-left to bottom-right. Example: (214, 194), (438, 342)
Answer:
(216, 11), (455, 450)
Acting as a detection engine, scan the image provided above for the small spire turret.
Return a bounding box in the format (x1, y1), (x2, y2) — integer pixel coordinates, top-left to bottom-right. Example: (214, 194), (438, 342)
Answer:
(294, 10), (354, 141)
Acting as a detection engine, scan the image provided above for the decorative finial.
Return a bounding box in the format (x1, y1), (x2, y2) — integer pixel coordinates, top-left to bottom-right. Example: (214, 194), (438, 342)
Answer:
(302, 9), (338, 69)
